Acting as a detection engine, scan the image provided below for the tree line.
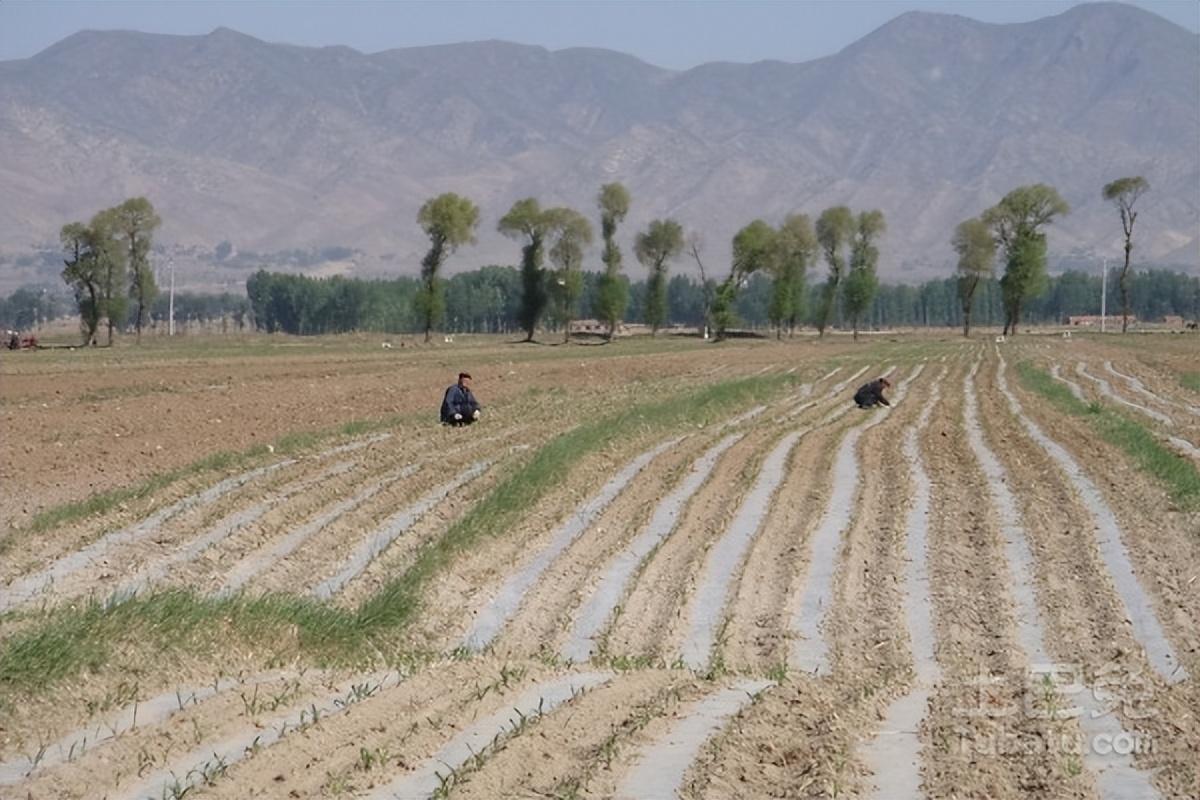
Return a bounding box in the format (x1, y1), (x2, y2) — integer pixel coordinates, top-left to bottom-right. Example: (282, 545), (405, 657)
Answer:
(239, 265), (1198, 337)
(396, 186), (892, 343)
(50, 176), (1187, 344)
(359, 177), (1172, 342)
(6, 265), (1193, 336)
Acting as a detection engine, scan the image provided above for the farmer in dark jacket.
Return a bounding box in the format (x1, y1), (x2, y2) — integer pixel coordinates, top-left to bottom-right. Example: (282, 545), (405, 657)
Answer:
(441, 372), (482, 425)
(854, 376), (892, 408)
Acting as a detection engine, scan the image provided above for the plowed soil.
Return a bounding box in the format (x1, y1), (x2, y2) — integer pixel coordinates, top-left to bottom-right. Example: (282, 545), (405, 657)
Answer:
(1, 331), (1196, 800)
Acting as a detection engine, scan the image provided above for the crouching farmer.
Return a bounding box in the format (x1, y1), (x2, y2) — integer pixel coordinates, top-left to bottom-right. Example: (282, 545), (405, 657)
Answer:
(853, 376), (891, 409)
(441, 372), (482, 425)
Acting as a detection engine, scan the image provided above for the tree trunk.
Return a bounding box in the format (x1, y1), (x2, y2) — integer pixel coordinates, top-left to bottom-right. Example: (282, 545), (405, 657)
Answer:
(1120, 240), (1132, 334)
(963, 310), (971, 339)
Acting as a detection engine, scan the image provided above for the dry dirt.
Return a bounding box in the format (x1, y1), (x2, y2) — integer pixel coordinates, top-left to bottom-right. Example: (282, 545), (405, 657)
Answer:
(1, 331), (1196, 799)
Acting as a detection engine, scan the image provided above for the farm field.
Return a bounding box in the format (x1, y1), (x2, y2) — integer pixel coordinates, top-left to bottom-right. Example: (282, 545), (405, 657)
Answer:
(0, 331), (1197, 799)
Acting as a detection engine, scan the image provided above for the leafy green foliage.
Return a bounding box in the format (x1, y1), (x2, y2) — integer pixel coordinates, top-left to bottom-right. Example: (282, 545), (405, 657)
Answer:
(499, 198), (550, 342)
(60, 208), (130, 346)
(232, 266), (1196, 337)
(768, 213), (815, 338)
(982, 184), (1068, 335)
(416, 193), (480, 341)
(844, 210), (885, 340)
(595, 183), (631, 339)
(547, 208), (593, 342)
(112, 197), (161, 343)
(498, 199), (590, 342)
(952, 217), (996, 337)
(814, 206), (854, 335)
(635, 218), (685, 335)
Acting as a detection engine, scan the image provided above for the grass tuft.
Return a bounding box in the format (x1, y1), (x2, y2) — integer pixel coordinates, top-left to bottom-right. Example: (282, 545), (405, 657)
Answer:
(1181, 372), (1200, 393)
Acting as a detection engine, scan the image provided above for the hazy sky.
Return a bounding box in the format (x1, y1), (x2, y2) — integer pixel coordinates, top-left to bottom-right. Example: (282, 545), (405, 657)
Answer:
(1, 0), (1197, 69)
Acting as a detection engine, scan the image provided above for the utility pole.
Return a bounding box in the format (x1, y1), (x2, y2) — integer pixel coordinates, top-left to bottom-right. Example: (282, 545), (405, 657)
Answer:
(168, 256), (176, 336)
(1100, 257), (1107, 333)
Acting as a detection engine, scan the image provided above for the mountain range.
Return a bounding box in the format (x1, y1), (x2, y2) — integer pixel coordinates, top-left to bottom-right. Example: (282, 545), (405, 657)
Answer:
(0, 1), (1196, 292)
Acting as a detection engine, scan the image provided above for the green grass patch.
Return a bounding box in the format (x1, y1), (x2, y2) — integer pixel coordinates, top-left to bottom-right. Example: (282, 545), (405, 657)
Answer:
(0, 371), (795, 696)
(1181, 373), (1200, 393)
(1015, 361), (1089, 415)
(1018, 361), (1200, 510)
(1092, 413), (1200, 509)
(0, 591), (369, 693)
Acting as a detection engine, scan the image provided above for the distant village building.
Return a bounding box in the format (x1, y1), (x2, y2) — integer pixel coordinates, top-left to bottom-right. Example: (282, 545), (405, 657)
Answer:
(1067, 314), (1137, 327)
(569, 318), (630, 336)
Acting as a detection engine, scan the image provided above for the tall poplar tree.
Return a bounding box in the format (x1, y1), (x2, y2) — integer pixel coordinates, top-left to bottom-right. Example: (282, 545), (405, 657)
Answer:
(952, 217), (996, 338)
(1101, 176), (1149, 334)
(112, 197), (161, 343)
(635, 219), (685, 336)
(595, 183), (631, 340)
(416, 192), (480, 342)
(844, 210), (885, 341)
(814, 206), (854, 336)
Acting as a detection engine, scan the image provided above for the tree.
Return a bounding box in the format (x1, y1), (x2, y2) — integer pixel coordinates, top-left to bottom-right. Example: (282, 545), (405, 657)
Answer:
(709, 276), (740, 341)
(498, 198), (582, 342)
(844, 210), (885, 341)
(724, 220), (774, 339)
(111, 197), (161, 344)
(952, 217), (996, 338)
(814, 206), (854, 336)
(87, 209), (128, 345)
(498, 198), (550, 342)
(982, 184), (1068, 335)
(595, 183), (631, 340)
(999, 234), (1048, 335)
(772, 213), (815, 337)
(416, 192), (480, 342)
(635, 218), (685, 335)
(60, 222), (103, 345)
(547, 208), (593, 342)
(1102, 176), (1149, 334)
(687, 234), (717, 337)
(706, 220), (777, 342)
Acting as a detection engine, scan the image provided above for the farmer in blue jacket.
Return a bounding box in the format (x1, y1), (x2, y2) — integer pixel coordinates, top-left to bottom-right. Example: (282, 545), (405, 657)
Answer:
(441, 372), (482, 425)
